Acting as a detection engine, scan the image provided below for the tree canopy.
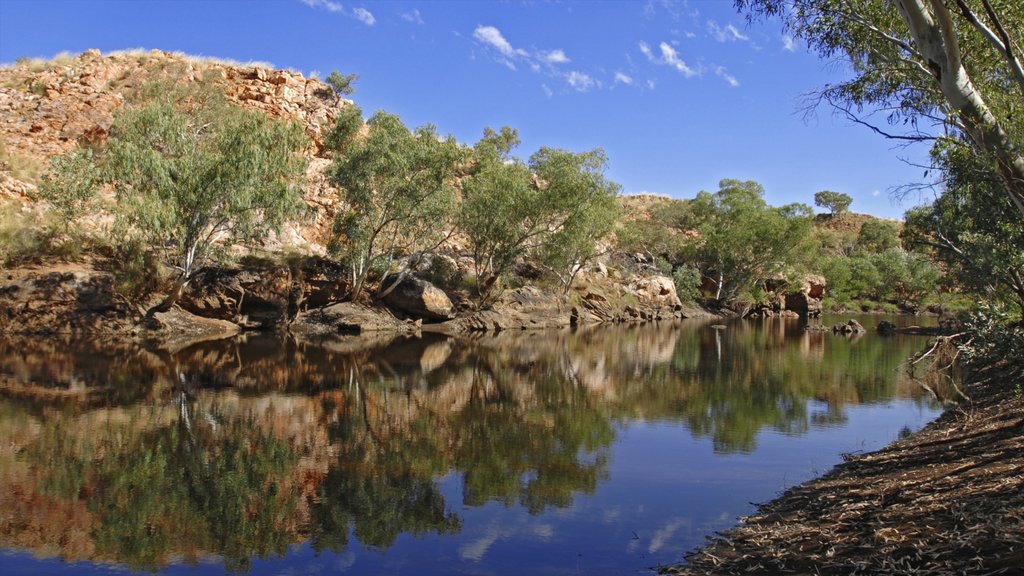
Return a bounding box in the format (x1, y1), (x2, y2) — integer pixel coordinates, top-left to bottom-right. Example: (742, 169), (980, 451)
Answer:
(736, 0), (1024, 217)
(40, 82), (308, 314)
(814, 190), (852, 216)
(678, 179), (813, 302)
(459, 128), (621, 304)
(327, 106), (466, 300)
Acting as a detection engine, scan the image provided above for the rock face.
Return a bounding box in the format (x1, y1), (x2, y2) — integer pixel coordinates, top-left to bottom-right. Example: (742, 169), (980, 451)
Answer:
(784, 274), (826, 318)
(0, 268), (140, 335)
(0, 49), (345, 253)
(381, 275), (454, 321)
(179, 267), (292, 329)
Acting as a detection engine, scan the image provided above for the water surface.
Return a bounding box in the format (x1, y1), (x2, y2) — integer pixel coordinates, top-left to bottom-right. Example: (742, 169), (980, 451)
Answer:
(0, 316), (942, 574)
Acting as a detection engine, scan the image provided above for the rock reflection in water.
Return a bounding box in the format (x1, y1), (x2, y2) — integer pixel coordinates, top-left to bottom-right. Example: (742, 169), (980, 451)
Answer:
(0, 319), (937, 573)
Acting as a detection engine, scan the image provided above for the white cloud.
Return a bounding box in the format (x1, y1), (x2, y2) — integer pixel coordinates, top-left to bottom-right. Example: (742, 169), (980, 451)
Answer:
(614, 71), (634, 85)
(352, 6), (375, 25)
(715, 66), (739, 87)
(301, 0), (375, 26)
(542, 49), (570, 64)
(782, 35), (796, 52)
(474, 25), (519, 58)
(400, 8), (424, 24)
(566, 71), (596, 92)
(647, 79), (656, 89)
(301, 0), (342, 13)
(639, 41), (655, 61)
(708, 20), (749, 42)
(872, 189), (881, 197)
(542, 84), (554, 98)
(659, 42), (696, 77)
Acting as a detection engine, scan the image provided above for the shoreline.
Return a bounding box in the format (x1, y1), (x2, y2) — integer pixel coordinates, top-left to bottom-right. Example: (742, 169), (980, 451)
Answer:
(664, 360), (1024, 575)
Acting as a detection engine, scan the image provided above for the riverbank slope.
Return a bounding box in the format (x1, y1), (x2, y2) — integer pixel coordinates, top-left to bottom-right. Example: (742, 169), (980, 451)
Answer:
(666, 360), (1023, 575)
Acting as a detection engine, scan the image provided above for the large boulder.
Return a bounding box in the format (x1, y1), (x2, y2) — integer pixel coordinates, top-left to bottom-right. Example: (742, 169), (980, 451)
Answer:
(784, 274), (826, 318)
(289, 302), (417, 336)
(381, 275), (454, 321)
(179, 267), (292, 329)
(629, 275), (683, 310)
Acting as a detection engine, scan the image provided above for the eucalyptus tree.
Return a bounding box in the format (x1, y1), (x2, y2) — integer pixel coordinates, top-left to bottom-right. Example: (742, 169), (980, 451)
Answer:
(813, 190), (852, 216)
(737, 0), (1024, 217)
(459, 127), (622, 304)
(40, 82), (308, 315)
(327, 106), (465, 300)
(531, 147), (622, 295)
(904, 141), (1024, 314)
(679, 179), (813, 302)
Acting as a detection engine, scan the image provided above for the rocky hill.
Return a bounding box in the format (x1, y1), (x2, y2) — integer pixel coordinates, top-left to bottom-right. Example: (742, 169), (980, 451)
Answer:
(0, 49), (708, 339)
(0, 48), (344, 252)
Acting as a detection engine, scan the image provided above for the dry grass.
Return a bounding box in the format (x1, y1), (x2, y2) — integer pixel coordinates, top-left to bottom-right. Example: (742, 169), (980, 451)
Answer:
(0, 137), (44, 184)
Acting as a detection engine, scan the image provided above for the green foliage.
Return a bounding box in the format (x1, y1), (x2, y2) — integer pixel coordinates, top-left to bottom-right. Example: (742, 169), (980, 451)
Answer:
(530, 147), (621, 294)
(737, 0), (1024, 215)
(42, 82), (308, 299)
(324, 70), (358, 101)
(327, 108), (465, 300)
(459, 129), (621, 303)
(855, 219), (900, 253)
(616, 199), (691, 264)
(820, 248), (939, 309)
(903, 140), (1024, 314)
(672, 264), (702, 303)
(420, 254), (462, 289)
(959, 304), (1024, 379)
(36, 147), (102, 232)
(814, 190), (852, 216)
(102, 237), (162, 301)
(678, 179), (813, 302)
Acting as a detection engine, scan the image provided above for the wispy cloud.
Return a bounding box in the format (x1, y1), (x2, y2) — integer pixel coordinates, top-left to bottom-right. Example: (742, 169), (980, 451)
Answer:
(614, 71), (634, 85)
(301, 0), (342, 12)
(542, 49), (570, 64)
(352, 7), (375, 26)
(659, 42), (697, 77)
(639, 41), (655, 61)
(640, 41), (696, 77)
(400, 8), (424, 25)
(474, 25), (599, 93)
(474, 25), (525, 58)
(715, 66), (739, 87)
(300, 0), (375, 26)
(566, 71), (597, 92)
(782, 35), (796, 52)
(708, 20), (749, 42)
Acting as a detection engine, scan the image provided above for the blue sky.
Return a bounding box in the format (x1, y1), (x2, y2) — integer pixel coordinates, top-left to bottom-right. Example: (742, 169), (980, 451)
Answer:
(0, 0), (935, 219)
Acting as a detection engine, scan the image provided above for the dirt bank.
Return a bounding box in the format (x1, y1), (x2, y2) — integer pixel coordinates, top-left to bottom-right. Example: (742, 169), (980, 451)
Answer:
(665, 360), (1024, 575)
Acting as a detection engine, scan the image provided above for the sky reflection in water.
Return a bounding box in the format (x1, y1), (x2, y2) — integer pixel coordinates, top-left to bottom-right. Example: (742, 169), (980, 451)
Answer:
(0, 316), (942, 574)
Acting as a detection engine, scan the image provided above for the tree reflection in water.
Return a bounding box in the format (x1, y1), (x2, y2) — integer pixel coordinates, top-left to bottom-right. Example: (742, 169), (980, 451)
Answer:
(0, 319), (937, 572)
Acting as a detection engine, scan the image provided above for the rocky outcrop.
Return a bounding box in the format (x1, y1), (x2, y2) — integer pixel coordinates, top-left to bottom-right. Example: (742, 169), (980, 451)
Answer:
(784, 274), (826, 318)
(0, 267), (140, 335)
(289, 302), (418, 337)
(381, 275), (454, 321)
(0, 49), (345, 254)
(832, 319), (866, 335)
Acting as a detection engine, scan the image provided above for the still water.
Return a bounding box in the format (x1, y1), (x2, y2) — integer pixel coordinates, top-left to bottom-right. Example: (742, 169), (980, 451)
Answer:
(0, 316), (941, 575)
